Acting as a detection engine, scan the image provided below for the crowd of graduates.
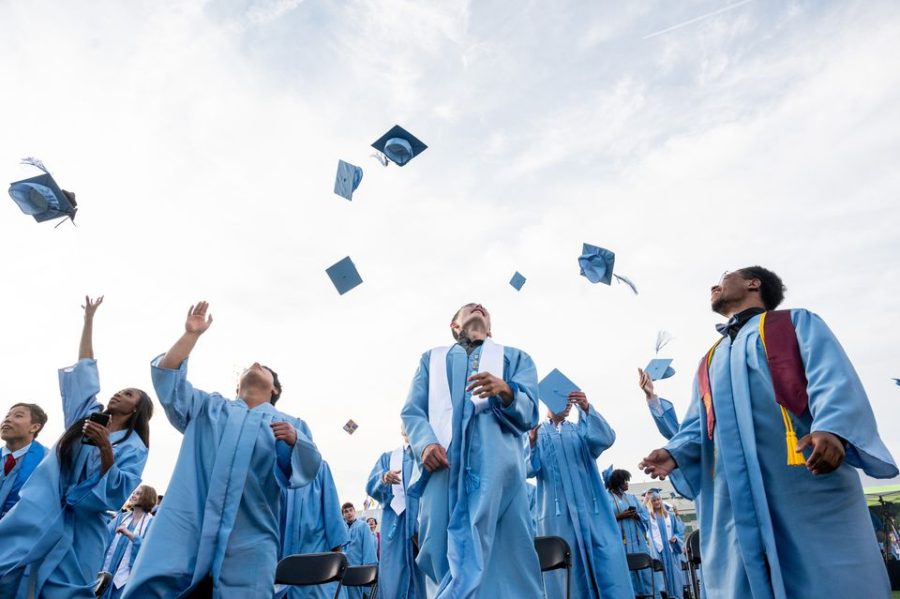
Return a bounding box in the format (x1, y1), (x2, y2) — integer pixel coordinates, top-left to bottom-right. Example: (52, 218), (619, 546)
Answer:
(0, 264), (897, 599)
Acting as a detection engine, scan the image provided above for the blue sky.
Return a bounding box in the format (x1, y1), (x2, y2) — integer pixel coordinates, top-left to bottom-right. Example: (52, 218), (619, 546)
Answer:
(1, 0), (898, 501)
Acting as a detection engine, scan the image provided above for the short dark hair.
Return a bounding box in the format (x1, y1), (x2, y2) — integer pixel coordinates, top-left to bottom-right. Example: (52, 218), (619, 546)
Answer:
(262, 366), (282, 405)
(605, 468), (631, 492)
(738, 266), (786, 311)
(450, 303), (476, 341)
(10, 403), (48, 438)
(367, 517), (377, 524)
(341, 502), (355, 511)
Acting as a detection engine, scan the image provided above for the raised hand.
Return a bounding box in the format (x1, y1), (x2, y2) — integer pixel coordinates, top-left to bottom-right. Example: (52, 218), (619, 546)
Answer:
(270, 421), (297, 446)
(382, 469), (402, 485)
(185, 301), (213, 335)
(638, 368), (655, 400)
(796, 431), (845, 475)
(568, 391), (589, 411)
(82, 295), (104, 320)
(422, 443), (449, 472)
(639, 449), (677, 480)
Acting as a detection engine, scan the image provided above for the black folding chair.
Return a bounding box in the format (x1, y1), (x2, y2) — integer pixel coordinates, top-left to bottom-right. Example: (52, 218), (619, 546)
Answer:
(687, 529), (702, 599)
(94, 571), (112, 598)
(534, 536), (572, 599)
(626, 552), (657, 599)
(342, 564), (378, 599)
(681, 560), (694, 599)
(275, 552), (348, 599)
(651, 559), (669, 599)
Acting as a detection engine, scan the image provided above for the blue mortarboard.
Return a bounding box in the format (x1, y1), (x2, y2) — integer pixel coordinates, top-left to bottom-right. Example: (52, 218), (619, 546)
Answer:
(578, 243), (615, 285)
(601, 464), (614, 486)
(326, 256), (363, 295)
(645, 358), (676, 381)
(343, 419), (358, 434)
(509, 271), (526, 291)
(893, 378), (900, 387)
(643, 487), (663, 498)
(371, 125), (427, 167)
(8, 158), (77, 224)
(334, 160), (363, 201)
(538, 368), (580, 414)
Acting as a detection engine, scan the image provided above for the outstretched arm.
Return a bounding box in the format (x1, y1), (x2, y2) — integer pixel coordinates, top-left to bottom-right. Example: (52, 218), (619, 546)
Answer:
(159, 302), (213, 369)
(79, 295), (103, 360)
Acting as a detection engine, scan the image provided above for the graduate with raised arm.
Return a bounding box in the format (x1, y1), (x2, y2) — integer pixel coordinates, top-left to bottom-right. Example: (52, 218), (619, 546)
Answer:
(639, 266), (898, 598)
(401, 303), (543, 598)
(0, 296), (151, 599)
(638, 369), (679, 440)
(277, 460), (348, 599)
(1, 403), (49, 519)
(527, 393), (634, 599)
(604, 468), (664, 599)
(365, 424), (424, 599)
(642, 491), (684, 599)
(99, 485), (157, 599)
(124, 301), (321, 598)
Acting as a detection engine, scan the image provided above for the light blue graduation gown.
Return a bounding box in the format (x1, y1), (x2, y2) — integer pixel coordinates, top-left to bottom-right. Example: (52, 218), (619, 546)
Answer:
(0, 359), (148, 599)
(607, 491), (664, 598)
(527, 409), (634, 599)
(124, 356), (321, 599)
(647, 396), (679, 440)
(277, 460), (349, 599)
(646, 510), (683, 599)
(100, 511), (154, 599)
(342, 518), (378, 599)
(365, 446), (424, 599)
(401, 343), (543, 599)
(0, 440), (48, 519)
(665, 309), (897, 598)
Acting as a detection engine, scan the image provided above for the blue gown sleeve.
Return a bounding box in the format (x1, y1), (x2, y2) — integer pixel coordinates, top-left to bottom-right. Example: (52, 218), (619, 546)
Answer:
(150, 354), (217, 433)
(526, 435), (541, 479)
(401, 353), (440, 463)
(361, 525), (378, 565)
(321, 465), (350, 551)
(647, 396), (680, 440)
(792, 309), (898, 478)
(128, 516), (153, 568)
(634, 497), (652, 533)
(670, 513), (685, 555)
(663, 378), (704, 500)
(275, 417), (321, 489)
(577, 405), (616, 458)
(365, 453), (393, 504)
(490, 348), (539, 435)
(65, 441), (147, 515)
(58, 359), (104, 427)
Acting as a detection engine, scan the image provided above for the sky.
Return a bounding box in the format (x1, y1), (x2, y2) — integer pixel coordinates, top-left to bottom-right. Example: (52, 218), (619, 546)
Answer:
(1, 0), (898, 503)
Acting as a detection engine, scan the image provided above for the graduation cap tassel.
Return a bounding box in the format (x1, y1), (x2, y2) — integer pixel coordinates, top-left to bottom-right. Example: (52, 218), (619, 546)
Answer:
(613, 274), (639, 295)
(20, 157), (50, 174)
(655, 331), (673, 354)
(370, 152), (389, 167)
(781, 406), (807, 466)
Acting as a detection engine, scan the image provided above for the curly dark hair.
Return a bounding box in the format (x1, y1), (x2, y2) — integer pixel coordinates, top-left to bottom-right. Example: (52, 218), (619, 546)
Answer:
(605, 468), (632, 492)
(738, 266), (786, 311)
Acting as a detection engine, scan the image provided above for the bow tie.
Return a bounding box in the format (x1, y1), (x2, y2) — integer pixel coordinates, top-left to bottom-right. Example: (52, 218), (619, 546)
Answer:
(715, 316), (739, 336)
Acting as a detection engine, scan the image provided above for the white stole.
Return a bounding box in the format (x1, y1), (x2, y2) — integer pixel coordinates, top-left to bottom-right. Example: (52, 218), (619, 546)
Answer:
(389, 446), (407, 516)
(428, 338), (505, 449)
(648, 510), (673, 553)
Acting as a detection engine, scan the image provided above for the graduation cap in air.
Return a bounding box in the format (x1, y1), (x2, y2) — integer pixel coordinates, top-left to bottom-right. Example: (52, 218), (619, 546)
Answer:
(371, 125), (427, 167)
(578, 243), (615, 285)
(326, 256), (363, 295)
(8, 158), (78, 225)
(509, 271), (526, 291)
(334, 160), (363, 201)
(538, 368), (580, 414)
(893, 378), (900, 387)
(645, 330), (676, 381)
(343, 419), (359, 435)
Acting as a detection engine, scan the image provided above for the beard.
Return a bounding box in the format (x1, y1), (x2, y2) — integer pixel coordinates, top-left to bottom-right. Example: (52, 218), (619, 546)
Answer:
(711, 296), (727, 314)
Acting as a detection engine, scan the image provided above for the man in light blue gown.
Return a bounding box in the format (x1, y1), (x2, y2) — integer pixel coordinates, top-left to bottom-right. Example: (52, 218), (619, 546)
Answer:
(341, 502), (378, 599)
(527, 392), (634, 599)
(124, 301), (321, 598)
(365, 426), (424, 599)
(0, 403), (48, 519)
(401, 303), (543, 598)
(277, 460), (348, 599)
(640, 266), (898, 598)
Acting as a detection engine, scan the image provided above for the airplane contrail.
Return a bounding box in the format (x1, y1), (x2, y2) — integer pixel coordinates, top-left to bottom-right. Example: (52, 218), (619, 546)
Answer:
(642, 0), (754, 40)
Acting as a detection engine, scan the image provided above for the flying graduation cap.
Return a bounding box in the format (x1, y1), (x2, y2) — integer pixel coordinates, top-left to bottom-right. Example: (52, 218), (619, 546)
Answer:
(645, 330), (676, 381)
(334, 160), (363, 201)
(509, 271), (527, 291)
(893, 378), (900, 387)
(8, 158), (78, 225)
(371, 125), (427, 167)
(578, 243), (639, 294)
(343, 419), (359, 435)
(326, 256), (363, 295)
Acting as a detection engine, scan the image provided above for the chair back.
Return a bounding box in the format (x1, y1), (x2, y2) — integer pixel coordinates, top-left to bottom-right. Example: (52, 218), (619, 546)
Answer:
(275, 553), (348, 586)
(687, 529), (701, 565)
(342, 564), (377, 587)
(626, 552), (653, 571)
(534, 536), (571, 572)
(651, 558), (664, 572)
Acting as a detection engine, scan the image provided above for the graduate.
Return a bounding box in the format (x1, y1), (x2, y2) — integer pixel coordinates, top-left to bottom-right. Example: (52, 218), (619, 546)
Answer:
(365, 425), (425, 599)
(401, 303), (543, 598)
(640, 266), (898, 598)
(604, 468), (664, 599)
(123, 301), (321, 598)
(277, 460), (349, 599)
(99, 485), (157, 599)
(527, 392), (634, 599)
(642, 491), (684, 599)
(340, 502), (378, 599)
(0, 296), (151, 598)
(1, 403), (49, 519)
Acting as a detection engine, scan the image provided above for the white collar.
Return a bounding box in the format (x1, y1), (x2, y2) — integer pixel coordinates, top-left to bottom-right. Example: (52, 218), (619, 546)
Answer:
(2, 442), (33, 460)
